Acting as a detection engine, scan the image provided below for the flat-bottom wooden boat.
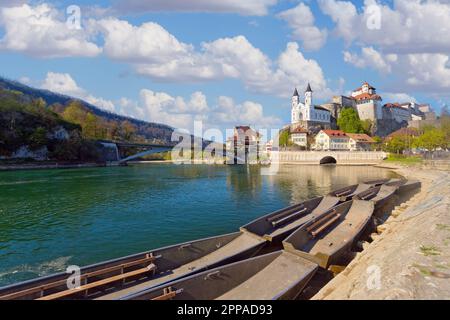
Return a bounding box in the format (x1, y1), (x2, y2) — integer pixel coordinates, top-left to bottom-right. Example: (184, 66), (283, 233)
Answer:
(0, 231), (266, 300)
(240, 181), (387, 244)
(282, 200), (374, 269)
(385, 179), (421, 194)
(328, 183), (376, 202)
(121, 250), (318, 300)
(354, 185), (398, 209)
(241, 196), (341, 243)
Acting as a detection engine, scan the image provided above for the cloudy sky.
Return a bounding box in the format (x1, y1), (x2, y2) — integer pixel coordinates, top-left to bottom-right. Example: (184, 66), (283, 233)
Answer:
(1, 0), (449, 132)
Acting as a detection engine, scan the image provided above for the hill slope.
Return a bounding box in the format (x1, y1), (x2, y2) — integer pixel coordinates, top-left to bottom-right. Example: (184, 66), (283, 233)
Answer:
(0, 76), (175, 144)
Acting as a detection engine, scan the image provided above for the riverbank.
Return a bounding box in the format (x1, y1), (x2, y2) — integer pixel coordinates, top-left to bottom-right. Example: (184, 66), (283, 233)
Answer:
(0, 162), (107, 171)
(312, 163), (450, 300)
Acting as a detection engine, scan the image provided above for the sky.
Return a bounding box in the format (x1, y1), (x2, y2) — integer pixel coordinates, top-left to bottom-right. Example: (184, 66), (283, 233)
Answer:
(0, 0), (449, 135)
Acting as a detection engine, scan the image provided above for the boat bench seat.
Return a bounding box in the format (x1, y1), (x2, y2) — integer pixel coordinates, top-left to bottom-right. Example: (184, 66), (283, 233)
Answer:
(306, 210), (341, 239)
(37, 264), (157, 300)
(267, 205), (308, 227)
(0, 254), (158, 300)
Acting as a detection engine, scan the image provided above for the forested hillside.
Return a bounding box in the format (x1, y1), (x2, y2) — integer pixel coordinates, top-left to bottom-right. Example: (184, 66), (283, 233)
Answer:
(0, 76), (174, 144)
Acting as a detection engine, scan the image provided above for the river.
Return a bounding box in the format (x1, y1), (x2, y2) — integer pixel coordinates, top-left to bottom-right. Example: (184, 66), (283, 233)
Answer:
(0, 163), (397, 286)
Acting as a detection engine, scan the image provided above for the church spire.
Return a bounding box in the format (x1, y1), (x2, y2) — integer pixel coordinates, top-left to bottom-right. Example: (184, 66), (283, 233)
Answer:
(293, 87), (299, 97)
(305, 83), (312, 93)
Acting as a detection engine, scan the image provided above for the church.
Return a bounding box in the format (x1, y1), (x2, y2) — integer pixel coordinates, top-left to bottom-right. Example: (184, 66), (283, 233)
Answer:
(291, 83), (331, 130)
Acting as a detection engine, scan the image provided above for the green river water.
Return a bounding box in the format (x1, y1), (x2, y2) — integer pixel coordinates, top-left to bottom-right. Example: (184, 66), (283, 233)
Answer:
(0, 163), (397, 286)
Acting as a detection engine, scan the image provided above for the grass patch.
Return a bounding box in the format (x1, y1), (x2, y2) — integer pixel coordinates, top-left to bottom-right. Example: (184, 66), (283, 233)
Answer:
(419, 245), (441, 256)
(384, 154), (423, 164)
(435, 264), (450, 270)
(412, 263), (432, 276)
(444, 237), (450, 246)
(436, 224), (450, 231)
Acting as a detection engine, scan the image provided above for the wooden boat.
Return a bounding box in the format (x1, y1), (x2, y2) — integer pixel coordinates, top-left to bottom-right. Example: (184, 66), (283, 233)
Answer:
(240, 196), (341, 243)
(0, 231), (266, 300)
(120, 250), (318, 300)
(353, 185), (398, 209)
(241, 181), (387, 244)
(363, 178), (392, 186)
(328, 183), (377, 202)
(282, 200), (374, 269)
(385, 179), (421, 194)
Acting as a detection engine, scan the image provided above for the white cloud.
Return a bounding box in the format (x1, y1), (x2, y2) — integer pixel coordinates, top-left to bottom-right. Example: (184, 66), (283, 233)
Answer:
(319, 0), (450, 55)
(211, 96), (281, 129)
(41, 72), (115, 112)
(0, 4), (101, 58)
(96, 18), (192, 63)
(119, 90), (281, 131)
(324, 0), (450, 95)
(113, 0), (277, 16)
(383, 92), (417, 103)
(343, 47), (395, 73)
(343, 47), (450, 93)
(277, 3), (328, 51)
(95, 17), (331, 98)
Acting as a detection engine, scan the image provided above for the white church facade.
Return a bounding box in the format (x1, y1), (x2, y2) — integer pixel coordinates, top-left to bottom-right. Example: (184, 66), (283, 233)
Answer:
(291, 84), (331, 130)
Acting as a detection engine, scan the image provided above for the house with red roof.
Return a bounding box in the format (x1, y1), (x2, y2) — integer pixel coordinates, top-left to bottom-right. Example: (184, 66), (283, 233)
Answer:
(313, 130), (350, 151)
(290, 127), (308, 147)
(346, 133), (376, 151)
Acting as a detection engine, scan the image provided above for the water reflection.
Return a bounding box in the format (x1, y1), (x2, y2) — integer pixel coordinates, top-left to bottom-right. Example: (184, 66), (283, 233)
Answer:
(272, 165), (399, 205)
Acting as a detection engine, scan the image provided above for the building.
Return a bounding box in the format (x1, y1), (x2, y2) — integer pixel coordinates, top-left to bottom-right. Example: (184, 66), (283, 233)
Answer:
(290, 127), (308, 148)
(351, 82), (383, 121)
(346, 133), (375, 151)
(291, 84), (331, 130)
(226, 126), (262, 163)
(383, 103), (412, 123)
(386, 127), (421, 141)
(313, 130), (350, 151)
(417, 104), (437, 120)
(332, 95), (357, 109)
(265, 140), (273, 154)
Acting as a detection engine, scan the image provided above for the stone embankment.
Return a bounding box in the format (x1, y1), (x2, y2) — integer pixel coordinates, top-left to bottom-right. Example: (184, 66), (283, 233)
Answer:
(313, 163), (450, 300)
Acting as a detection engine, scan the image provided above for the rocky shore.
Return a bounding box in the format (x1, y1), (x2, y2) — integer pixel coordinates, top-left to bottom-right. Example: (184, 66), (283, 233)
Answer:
(313, 163), (450, 300)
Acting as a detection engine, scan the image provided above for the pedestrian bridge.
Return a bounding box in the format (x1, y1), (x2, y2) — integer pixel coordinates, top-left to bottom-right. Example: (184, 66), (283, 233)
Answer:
(98, 141), (173, 164)
(272, 151), (388, 165)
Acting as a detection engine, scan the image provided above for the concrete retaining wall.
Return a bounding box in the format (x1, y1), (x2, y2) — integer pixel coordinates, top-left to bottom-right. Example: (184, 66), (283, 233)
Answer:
(272, 151), (388, 165)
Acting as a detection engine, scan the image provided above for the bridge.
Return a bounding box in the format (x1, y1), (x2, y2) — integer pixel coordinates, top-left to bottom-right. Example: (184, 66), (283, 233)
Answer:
(98, 141), (173, 164)
(272, 151), (388, 165)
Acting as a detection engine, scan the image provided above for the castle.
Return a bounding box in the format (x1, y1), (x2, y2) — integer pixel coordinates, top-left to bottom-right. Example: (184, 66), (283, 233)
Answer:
(289, 81), (435, 137)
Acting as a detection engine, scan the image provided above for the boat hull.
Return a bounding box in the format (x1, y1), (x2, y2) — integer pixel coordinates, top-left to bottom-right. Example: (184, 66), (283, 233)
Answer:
(0, 231), (266, 300)
(282, 200), (374, 269)
(241, 196), (341, 244)
(121, 251), (318, 300)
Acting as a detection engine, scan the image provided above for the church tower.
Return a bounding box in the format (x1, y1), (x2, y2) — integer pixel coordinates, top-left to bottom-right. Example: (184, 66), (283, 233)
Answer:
(305, 83), (313, 108)
(291, 88), (300, 124)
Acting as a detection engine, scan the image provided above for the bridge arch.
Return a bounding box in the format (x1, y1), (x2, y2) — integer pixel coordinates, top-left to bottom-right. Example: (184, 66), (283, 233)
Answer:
(320, 156), (337, 165)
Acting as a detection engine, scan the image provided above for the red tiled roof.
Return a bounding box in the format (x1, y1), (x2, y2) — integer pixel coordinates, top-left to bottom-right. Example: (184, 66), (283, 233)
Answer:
(353, 93), (382, 101)
(384, 103), (410, 110)
(321, 130), (348, 138)
(387, 127), (420, 139)
(291, 127), (308, 134)
(354, 82), (376, 92)
(346, 133), (375, 143)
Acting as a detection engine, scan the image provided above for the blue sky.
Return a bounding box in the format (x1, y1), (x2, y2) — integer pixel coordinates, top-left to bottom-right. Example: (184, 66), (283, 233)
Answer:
(1, 0), (449, 133)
